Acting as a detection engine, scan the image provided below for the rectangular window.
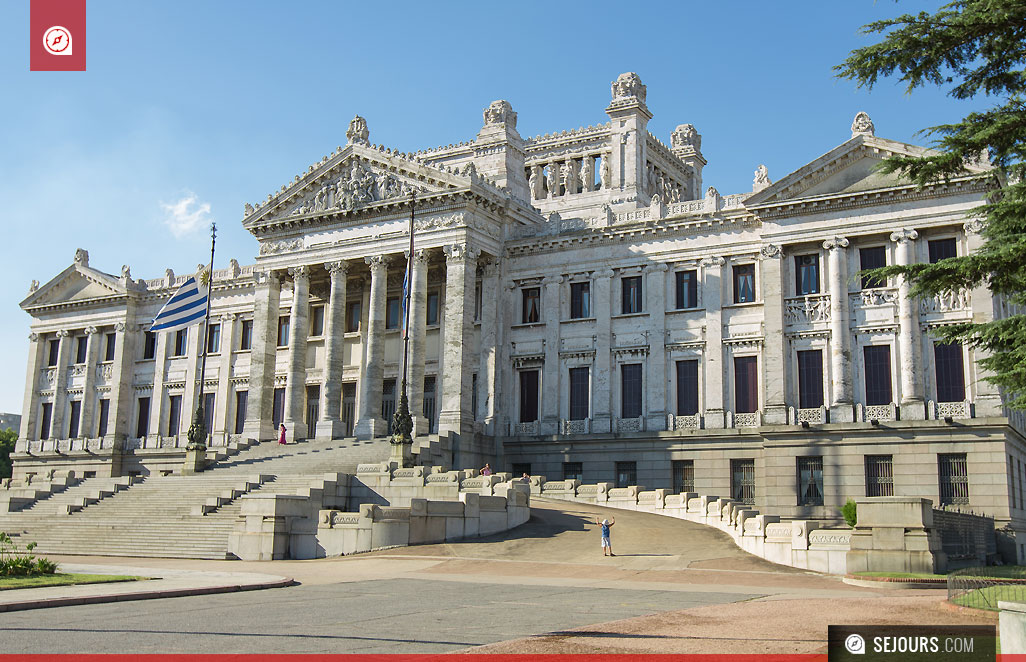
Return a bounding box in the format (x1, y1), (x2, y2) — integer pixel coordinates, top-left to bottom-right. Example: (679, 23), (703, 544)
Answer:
(929, 238), (958, 263)
(863, 345), (893, 406)
(234, 391), (248, 435)
(934, 342), (966, 403)
(426, 291), (439, 326)
(733, 264), (756, 304)
(68, 400), (81, 438)
(173, 329), (188, 357)
(40, 402), (53, 439)
(305, 385), (319, 431)
(277, 316), (290, 347)
(272, 388), (285, 429)
(421, 377), (435, 434)
(203, 392), (215, 435)
(797, 350), (824, 409)
(675, 270), (698, 309)
(206, 323), (221, 354)
(136, 397), (150, 438)
(474, 281), (482, 321)
(310, 305), (325, 337)
(797, 456), (824, 506)
(104, 333), (116, 362)
(569, 367), (590, 420)
(615, 461), (637, 489)
(734, 356), (758, 413)
(239, 320), (253, 350)
(381, 379), (396, 422)
(472, 373), (479, 420)
(386, 297), (401, 330)
(346, 301), (362, 333)
(563, 462), (583, 482)
(675, 360), (699, 416)
(621, 363), (643, 419)
(570, 282), (591, 319)
(522, 287), (541, 323)
(939, 453), (969, 505)
(795, 254), (820, 295)
(167, 394), (182, 437)
(673, 459), (695, 494)
(519, 370), (539, 423)
(47, 339), (60, 367)
(860, 246), (887, 289)
(731, 458), (756, 505)
(865, 455), (894, 497)
(75, 336), (88, 364)
(143, 331), (157, 360)
(621, 276), (643, 314)
(97, 398), (110, 437)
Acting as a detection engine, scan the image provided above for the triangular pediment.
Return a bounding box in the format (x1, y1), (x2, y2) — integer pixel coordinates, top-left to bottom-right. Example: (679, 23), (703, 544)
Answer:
(745, 134), (991, 207)
(22, 264), (125, 311)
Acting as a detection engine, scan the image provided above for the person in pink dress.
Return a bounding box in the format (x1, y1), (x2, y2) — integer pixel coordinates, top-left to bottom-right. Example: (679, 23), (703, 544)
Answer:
(278, 423), (287, 445)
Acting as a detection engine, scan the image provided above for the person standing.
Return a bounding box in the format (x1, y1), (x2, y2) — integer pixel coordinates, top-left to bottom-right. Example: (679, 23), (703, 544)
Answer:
(597, 516), (615, 556)
(480, 463), (492, 476)
(278, 423), (287, 445)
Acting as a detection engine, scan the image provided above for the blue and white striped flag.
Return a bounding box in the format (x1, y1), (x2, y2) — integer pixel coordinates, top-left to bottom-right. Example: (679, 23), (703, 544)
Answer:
(150, 276), (208, 333)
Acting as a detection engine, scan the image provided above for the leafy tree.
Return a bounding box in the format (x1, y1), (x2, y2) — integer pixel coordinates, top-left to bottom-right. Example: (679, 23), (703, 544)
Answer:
(0, 428), (17, 479)
(836, 0), (1026, 408)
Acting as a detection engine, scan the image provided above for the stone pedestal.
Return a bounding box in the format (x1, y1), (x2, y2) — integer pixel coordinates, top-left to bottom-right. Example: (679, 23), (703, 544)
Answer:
(846, 497), (944, 574)
(388, 442), (413, 470)
(182, 447), (207, 475)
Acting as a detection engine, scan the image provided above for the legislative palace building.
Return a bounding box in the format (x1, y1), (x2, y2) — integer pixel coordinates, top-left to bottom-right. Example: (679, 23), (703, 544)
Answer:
(14, 73), (1026, 548)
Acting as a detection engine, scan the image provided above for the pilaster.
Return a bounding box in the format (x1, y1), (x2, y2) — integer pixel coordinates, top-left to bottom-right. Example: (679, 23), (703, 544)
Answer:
(701, 257), (725, 428)
(108, 319), (135, 442)
(645, 263), (668, 430)
(19, 333), (45, 440)
(78, 326), (101, 437)
(407, 249), (430, 435)
(892, 228), (925, 419)
(243, 269), (281, 441)
(148, 327), (168, 440)
(760, 246), (787, 425)
(317, 261), (349, 439)
(540, 274), (561, 435)
(215, 313), (237, 439)
(438, 243), (478, 439)
(478, 258), (499, 434)
(356, 256), (388, 438)
(592, 269), (614, 433)
(283, 265), (311, 441)
(824, 236), (854, 422)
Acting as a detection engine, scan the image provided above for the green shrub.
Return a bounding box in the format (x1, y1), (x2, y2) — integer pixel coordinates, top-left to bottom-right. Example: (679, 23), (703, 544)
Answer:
(0, 532), (57, 576)
(842, 498), (858, 528)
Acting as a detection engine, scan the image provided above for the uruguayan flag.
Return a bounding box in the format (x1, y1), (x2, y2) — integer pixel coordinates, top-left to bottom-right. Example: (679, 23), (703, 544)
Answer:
(150, 277), (208, 332)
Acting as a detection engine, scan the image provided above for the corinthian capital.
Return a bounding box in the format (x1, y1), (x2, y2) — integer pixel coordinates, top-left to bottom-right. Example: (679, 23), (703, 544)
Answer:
(324, 261), (349, 276)
(55, 329), (70, 338)
(288, 265), (311, 282)
(443, 243), (479, 263)
(889, 228), (919, 244)
(84, 326), (99, 335)
(365, 255), (388, 272)
(822, 236), (850, 251)
(700, 256), (725, 268)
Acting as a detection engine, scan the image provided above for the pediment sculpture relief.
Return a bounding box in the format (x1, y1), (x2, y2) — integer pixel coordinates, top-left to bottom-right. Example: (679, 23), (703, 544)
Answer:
(283, 159), (425, 217)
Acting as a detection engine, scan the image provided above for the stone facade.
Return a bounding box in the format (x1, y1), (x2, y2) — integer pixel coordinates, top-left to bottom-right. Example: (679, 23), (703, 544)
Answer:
(14, 73), (1026, 558)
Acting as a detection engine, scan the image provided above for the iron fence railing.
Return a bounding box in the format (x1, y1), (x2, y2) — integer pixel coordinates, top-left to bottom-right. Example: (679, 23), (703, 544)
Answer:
(947, 565), (1026, 611)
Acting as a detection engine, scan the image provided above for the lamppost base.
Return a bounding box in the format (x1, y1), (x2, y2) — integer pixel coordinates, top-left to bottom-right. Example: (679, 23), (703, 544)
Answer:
(182, 446), (207, 475)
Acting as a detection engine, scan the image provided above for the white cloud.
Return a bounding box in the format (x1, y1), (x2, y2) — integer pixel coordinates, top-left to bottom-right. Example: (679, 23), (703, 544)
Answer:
(161, 192), (211, 238)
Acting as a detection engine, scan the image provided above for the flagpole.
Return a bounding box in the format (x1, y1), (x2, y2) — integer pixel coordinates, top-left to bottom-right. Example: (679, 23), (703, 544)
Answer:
(390, 192), (415, 465)
(187, 222), (217, 453)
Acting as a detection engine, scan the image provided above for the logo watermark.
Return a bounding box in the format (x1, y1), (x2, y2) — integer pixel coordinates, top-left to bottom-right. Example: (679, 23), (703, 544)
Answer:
(43, 26), (72, 55)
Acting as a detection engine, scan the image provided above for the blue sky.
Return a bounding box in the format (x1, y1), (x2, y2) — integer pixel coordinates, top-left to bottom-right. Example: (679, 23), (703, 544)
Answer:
(0, 1), (988, 415)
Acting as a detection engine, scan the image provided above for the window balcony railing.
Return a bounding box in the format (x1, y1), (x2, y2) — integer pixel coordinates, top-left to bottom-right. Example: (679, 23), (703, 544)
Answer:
(559, 418), (590, 435)
(729, 411), (761, 428)
(511, 421), (539, 436)
(857, 402), (897, 422)
(783, 294), (831, 325)
(930, 400), (973, 420)
(668, 413), (701, 430)
(615, 416), (644, 433)
(788, 406), (827, 425)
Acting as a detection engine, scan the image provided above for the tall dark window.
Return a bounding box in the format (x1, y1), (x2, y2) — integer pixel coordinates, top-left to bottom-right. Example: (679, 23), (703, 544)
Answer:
(75, 336), (88, 364)
(143, 331), (157, 359)
(104, 333), (116, 362)
(346, 300), (362, 333)
(797, 456), (824, 506)
(272, 388), (285, 429)
(310, 305), (325, 336)
(471, 373), (478, 420)
(68, 400), (81, 438)
(865, 455), (894, 497)
(39, 402), (53, 439)
(570, 282), (590, 319)
(929, 238), (958, 263)
(381, 379), (396, 422)
(206, 323), (221, 354)
(675, 360), (699, 415)
(512, 462), (531, 477)
(173, 329), (188, 357)
(522, 287), (541, 323)
(935, 342), (966, 403)
(421, 377), (435, 434)
(621, 364), (643, 418)
(203, 392), (216, 436)
(731, 458), (756, 505)
(795, 255), (820, 295)
(167, 394), (182, 436)
(426, 292), (439, 326)
(675, 270), (698, 309)
(239, 320), (253, 350)
(797, 350), (824, 409)
(673, 459), (695, 494)
(860, 246), (887, 289)
(563, 462), (583, 482)
(733, 264), (756, 303)
(939, 453), (970, 505)
(734, 356), (758, 413)
(615, 461), (637, 488)
(47, 339), (60, 367)
(97, 398), (110, 437)
(385, 297), (401, 330)
(277, 316), (290, 347)
(474, 282), (482, 321)
(569, 367), (589, 420)
(863, 345), (893, 406)
(234, 391), (248, 435)
(305, 386), (318, 431)
(136, 397), (150, 438)
(519, 370), (539, 423)
(621, 276), (643, 314)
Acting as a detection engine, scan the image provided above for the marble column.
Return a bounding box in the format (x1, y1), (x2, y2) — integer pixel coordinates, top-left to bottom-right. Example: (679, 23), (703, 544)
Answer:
(760, 247), (787, 425)
(824, 236), (854, 421)
(540, 274), (561, 435)
(108, 319), (136, 442)
(19, 333), (46, 440)
(283, 265), (311, 441)
(181, 317), (204, 438)
(356, 256), (388, 438)
(408, 249), (430, 436)
(148, 327), (168, 440)
(645, 263), (668, 430)
(478, 258), (499, 434)
(78, 326), (101, 438)
(50, 329), (71, 439)
(591, 269), (614, 433)
(891, 228), (925, 419)
(964, 220), (1002, 416)
(700, 257), (725, 428)
(215, 313), (237, 440)
(438, 243), (478, 438)
(243, 269), (281, 441)
(317, 261), (349, 439)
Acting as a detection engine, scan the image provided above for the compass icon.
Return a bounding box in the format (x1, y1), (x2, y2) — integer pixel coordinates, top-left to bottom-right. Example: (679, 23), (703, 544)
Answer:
(43, 26), (72, 55)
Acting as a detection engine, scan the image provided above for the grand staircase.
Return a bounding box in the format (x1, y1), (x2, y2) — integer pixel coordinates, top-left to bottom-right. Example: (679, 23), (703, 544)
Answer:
(0, 435), (409, 559)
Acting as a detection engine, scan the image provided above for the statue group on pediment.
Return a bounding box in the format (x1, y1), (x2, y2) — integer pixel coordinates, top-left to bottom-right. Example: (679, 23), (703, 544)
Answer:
(285, 159), (423, 217)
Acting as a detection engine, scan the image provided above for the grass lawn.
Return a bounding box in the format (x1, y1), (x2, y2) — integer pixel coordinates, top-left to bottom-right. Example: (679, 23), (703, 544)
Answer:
(853, 571), (948, 579)
(0, 573), (148, 591)
(952, 585), (1026, 611)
